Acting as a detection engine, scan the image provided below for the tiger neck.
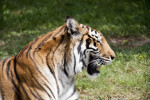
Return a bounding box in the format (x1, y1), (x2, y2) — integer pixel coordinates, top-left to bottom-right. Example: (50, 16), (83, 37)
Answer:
(52, 33), (83, 78)
(54, 37), (83, 99)
(39, 25), (83, 78)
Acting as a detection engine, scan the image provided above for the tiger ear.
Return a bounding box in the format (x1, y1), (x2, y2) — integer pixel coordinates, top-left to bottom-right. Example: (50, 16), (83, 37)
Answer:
(65, 16), (80, 35)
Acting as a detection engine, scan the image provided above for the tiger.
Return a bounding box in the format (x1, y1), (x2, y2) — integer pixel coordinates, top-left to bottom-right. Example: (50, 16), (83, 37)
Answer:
(0, 16), (115, 100)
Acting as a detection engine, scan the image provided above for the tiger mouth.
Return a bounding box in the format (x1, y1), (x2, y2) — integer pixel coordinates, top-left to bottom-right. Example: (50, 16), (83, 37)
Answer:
(87, 56), (110, 75)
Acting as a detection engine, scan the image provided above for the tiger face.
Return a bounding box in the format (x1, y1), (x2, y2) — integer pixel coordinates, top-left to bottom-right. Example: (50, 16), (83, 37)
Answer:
(65, 16), (115, 77)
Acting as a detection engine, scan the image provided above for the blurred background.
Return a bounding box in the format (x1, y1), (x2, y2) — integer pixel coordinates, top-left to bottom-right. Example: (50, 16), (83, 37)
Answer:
(0, 0), (150, 99)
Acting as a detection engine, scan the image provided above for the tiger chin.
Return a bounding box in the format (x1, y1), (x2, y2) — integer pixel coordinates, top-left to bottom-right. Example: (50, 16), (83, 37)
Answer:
(0, 16), (115, 100)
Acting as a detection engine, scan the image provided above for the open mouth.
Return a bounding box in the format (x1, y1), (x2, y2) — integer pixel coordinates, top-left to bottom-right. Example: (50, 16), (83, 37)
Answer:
(87, 58), (101, 75)
(87, 57), (111, 75)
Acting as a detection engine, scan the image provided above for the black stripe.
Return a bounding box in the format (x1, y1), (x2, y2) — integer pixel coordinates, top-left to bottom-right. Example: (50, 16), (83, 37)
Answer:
(77, 34), (87, 54)
(21, 75), (39, 99)
(26, 44), (32, 57)
(90, 49), (99, 53)
(64, 26), (68, 32)
(83, 48), (98, 59)
(11, 71), (21, 100)
(13, 57), (30, 100)
(53, 26), (65, 37)
(2, 58), (9, 72)
(63, 52), (68, 77)
(33, 37), (39, 44)
(95, 36), (98, 38)
(64, 65), (68, 77)
(46, 53), (55, 77)
(28, 69), (52, 99)
(17, 37), (39, 58)
(67, 87), (76, 100)
(17, 45), (29, 58)
(86, 38), (91, 49)
(94, 41), (96, 47)
(24, 38), (38, 58)
(77, 40), (83, 54)
(84, 48), (98, 54)
(86, 26), (89, 30)
(6, 59), (11, 77)
(87, 34), (93, 38)
(44, 84), (55, 99)
(73, 52), (76, 74)
(81, 59), (86, 67)
(33, 87), (41, 99)
(36, 34), (53, 49)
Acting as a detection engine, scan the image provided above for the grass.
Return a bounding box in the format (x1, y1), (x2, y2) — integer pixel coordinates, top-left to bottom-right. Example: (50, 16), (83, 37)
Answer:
(0, 0), (150, 99)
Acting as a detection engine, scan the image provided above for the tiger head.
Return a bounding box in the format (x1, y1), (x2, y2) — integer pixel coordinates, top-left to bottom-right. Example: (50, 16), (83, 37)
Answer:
(65, 16), (115, 77)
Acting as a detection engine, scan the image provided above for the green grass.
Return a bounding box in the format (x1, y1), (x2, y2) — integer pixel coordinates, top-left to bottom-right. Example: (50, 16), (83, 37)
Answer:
(0, 0), (150, 99)
(1, 0), (150, 37)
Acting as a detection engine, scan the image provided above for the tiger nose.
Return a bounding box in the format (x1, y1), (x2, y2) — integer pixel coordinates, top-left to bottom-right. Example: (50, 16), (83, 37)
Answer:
(110, 55), (115, 60)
